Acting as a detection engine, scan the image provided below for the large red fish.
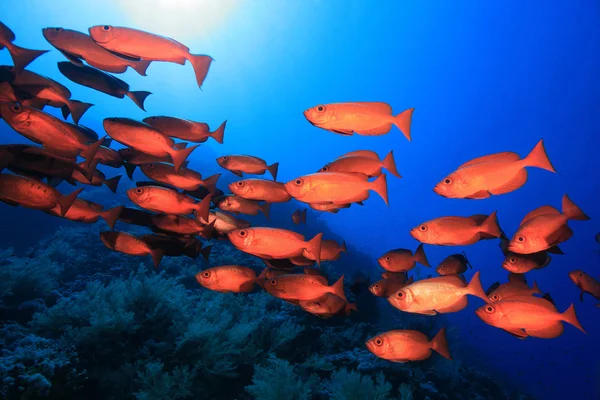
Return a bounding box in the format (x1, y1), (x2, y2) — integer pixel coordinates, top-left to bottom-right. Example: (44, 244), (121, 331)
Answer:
(263, 273), (346, 302)
(217, 155), (279, 180)
(298, 293), (357, 318)
(144, 116), (226, 144)
(196, 266), (263, 293)
(410, 212), (502, 246)
(139, 162), (220, 191)
(378, 244), (429, 272)
(319, 150), (401, 178)
(366, 328), (451, 362)
(46, 199), (123, 230)
(126, 186), (211, 221)
(229, 179), (291, 203)
(213, 195), (270, 219)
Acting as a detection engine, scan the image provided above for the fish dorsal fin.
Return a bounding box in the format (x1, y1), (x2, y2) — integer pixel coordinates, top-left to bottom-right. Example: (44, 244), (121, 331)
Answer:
(457, 152), (521, 169)
(486, 282), (500, 296)
(353, 102), (392, 114)
(520, 206), (560, 226)
(468, 214), (489, 224)
(542, 293), (556, 306)
(336, 150), (379, 160)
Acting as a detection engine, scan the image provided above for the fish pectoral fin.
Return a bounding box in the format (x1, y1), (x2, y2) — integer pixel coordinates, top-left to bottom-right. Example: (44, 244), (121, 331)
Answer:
(489, 169), (528, 195)
(465, 190), (492, 199)
(59, 49), (85, 66)
(502, 328), (529, 339)
(545, 225), (573, 248)
(331, 129), (354, 135)
(104, 48), (142, 62)
(525, 323), (563, 339)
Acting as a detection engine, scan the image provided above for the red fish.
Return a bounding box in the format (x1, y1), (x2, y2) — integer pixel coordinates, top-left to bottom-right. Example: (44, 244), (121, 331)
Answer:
(127, 186), (211, 220)
(229, 179), (291, 203)
(46, 199), (123, 230)
(436, 252), (472, 276)
(378, 244), (429, 272)
(568, 270), (600, 304)
(198, 210), (251, 235)
(263, 273), (346, 301)
(216, 155), (279, 180)
(144, 116), (226, 144)
(213, 195), (270, 219)
(303, 239), (346, 262)
(319, 150), (401, 178)
(0, 21), (48, 73)
(299, 293), (357, 318)
(152, 214), (214, 238)
(196, 266), (263, 293)
(140, 162), (220, 192)
(410, 212), (502, 246)
(71, 161), (122, 193)
(366, 327), (451, 362)
(100, 231), (164, 268)
(369, 276), (413, 297)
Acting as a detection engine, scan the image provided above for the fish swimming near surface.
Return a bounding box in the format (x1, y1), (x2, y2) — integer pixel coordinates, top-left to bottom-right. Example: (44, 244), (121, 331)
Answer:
(388, 271), (488, 315)
(45, 199), (123, 230)
(229, 179), (292, 203)
(42, 27), (151, 75)
(262, 273), (346, 302)
(378, 243), (429, 272)
(292, 208), (307, 224)
(126, 186), (211, 221)
(508, 194), (590, 254)
(88, 25), (213, 89)
(303, 102), (414, 141)
(144, 116), (226, 144)
(568, 270), (600, 304)
(139, 162), (220, 192)
(299, 293), (357, 318)
(366, 327), (451, 363)
(216, 155), (279, 180)
(58, 62), (151, 110)
(0, 21), (48, 73)
(284, 172), (388, 206)
(100, 231), (164, 268)
(436, 252), (472, 276)
(410, 212), (502, 246)
(213, 194), (270, 220)
(196, 266), (263, 293)
(433, 139), (556, 199)
(318, 150), (401, 178)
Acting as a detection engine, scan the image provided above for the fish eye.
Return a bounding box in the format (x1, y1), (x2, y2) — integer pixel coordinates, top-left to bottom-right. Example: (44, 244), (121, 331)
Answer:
(294, 179), (303, 186)
(239, 230), (246, 237)
(236, 181), (244, 187)
(54, 28), (61, 32)
(202, 271), (210, 278)
(148, 163), (154, 168)
(102, 25), (111, 31)
(397, 291), (405, 298)
(374, 284), (380, 289)
(223, 156), (228, 160)
(419, 225), (427, 232)
(135, 188), (143, 194)
(385, 256), (391, 262)
(270, 279), (277, 286)
(320, 166), (328, 172)
(517, 236), (525, 242)
(316, 105), (325, 112)
(579, 272), (583, 277)
(11, 104), (21, 112)
(444, 178), (452, 185)
(485, 305), (495, 313)
(509, 257), (516, 263)
(374, 338), (383, 346)
(491, 295), (499, 301)
(441, 265), (446, 269)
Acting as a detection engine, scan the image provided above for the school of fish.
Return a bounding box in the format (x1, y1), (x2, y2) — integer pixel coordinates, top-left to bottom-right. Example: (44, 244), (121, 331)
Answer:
(0, 20), (596, 368)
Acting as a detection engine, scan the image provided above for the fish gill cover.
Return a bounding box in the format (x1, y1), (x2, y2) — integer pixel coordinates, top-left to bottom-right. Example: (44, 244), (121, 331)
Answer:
(0, 1), (599, 400)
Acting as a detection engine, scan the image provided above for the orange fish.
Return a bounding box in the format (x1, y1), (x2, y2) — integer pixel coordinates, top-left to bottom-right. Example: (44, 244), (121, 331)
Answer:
(378, 244), (429, 272)
(229, 179), (291, 203)
(196, 266), (263, 293)
(71, 161), (122, 193)
(42, 27), (151, 75)
(140, 162), (220, 192)
(46, 199), (123, 230)
(263, 273), (345, 301)
(216, 155), (279, 181)
(94, 146), (124, 168)
(476, 295), (586, 339)
(369, 276), (413, 297)
(410, 212), (502, 246)
(100, 231), (164, 268)
(486, 278), (541, 303)
(303, 102), (414, 141)
(292, 208), (307, 224)
(144, 116), (226, 144)
(388, 272), (487, 315)
(152, 214), (214, 238)
(299, 293), (356, 318)
(227, 227), (323, 265)
(433, 140), (556, 199)
(381, 271), (409, 280)
(284, 172), (388, 206)
(0, 21), (48, 73)
(303, 239), (346, 262)
(318, 150), (401, 178)
(199, 210), (251, 235)
(436, 252), (472, 276)
(89, 25), (213, 89)
(366, 327), (451, 363)
(508, 194), (590, 254)
(126, 186), (211, 221)
(0, 173), (82, 216)
(309, 202), (352, 213)
(289, 255), (315, 267)
(213, 195), (270, 219)
(568, 270), (600, 303)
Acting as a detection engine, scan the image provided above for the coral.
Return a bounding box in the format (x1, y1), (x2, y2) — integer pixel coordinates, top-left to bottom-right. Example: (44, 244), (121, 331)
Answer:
(245, 354), (317, 400)
(325, 368), (392, 400)
(134, 360), (194, 400)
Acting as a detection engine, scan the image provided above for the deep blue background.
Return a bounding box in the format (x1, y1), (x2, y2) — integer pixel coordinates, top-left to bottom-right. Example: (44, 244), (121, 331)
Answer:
(1, 1), (599, 398)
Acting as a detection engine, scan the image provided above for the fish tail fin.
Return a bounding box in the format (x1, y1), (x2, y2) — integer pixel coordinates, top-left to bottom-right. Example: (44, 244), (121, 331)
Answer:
(340, 240), (347, 253)
(150, 248), (165, 269)
(466, 271), (488, 301)
(345, 302), (358, 316)
(267, 162), (279, 181)
(202, 173), (221, 192)
(260, 202), (271, 220)
(479, 211), (502, 238)
(199, 244), (212, 261)
(188, 54), (214, 89)
(131, 59), (152, 76)
(104, 174), (122, 194)
(7, 43), (48, 73)
(81, 136), (105, 170)
(126, 90), (152, 111)
(61, 104), (70, 120)
(381, 150), (401, 178)
(301, 208), (307, 223)
(173, 142), (188, 150)
(561, 304), (586, 334)
(81, 157), (100, 183)
(393, 107), (414, 142)
(210, 120), (226, 144)
(561, 193), (590, 221)
(58, 188), (83, 216)
(254, 267), (268, 288)
(431, 327), (452, 360)
(531, 281), (542, 295)
(100, 205), (124, 230)
(194, 194), (212, 223)
(330, 275), (347, 302)
(523, 139), (556, 173)
(371, 173), (389, 206)
(200, 220), (216, 239)
(124, 163), (137, 181)
(66, 99), (93, 125)
(170, 144), (198, 172)
(414, 243), (430, 267)
(306, 232), (323, 266)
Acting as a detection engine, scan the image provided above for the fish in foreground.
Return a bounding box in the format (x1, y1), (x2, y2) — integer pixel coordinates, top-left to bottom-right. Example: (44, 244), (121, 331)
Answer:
(302, 239), (346, 262)
(434, 139), (556, 199)
(89, 25), (213, 89)
(292, 208), (307, 224)
(139, 162), (220, 192)
(436, 252), (472, 276)
(46, 199), (123, 230)
(568, 270), (600, 304)
(216, 155), (279, 180)
(319, 150), (401, 178)
(0, 173), (82, 216)
(366, 327), (451, 362)
(100, 231), (164, 268)
(229, 179), (291, 203)
(284, 172), (388, 206)
(378, 243), (429, 272)
(196, 266), (264, 293)
(144, 116), (226, 144)
(103, 118), (197, 171)
(213, 195), (270, 219)
(42, 27), (151, 75)
(58, 62), (151, 110)
(303, 102), (414, 141)
(476, 295), (586, 339)
(228, 227), (323, 265)
(508, 194), (590, 254)
(263, 273), (346, 302)
(299, 293), (357, 318)
(126, 186), (211, 222)
(388, 271), (487, 315)
(410, 212), (502, 246)
(369, 276), (413, 297)
(0, 21), (48, 73)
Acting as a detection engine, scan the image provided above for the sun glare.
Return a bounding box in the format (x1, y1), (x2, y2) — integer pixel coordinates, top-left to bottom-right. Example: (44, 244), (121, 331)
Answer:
(115, 0), (239, 41)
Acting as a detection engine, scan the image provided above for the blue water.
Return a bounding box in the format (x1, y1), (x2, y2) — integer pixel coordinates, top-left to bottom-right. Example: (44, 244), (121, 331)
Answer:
(1, 1), (599, 399)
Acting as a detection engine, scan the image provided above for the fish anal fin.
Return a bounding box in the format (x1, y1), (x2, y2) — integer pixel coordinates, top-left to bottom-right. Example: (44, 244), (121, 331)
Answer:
(59, 49), (85, 66)
(85, 59), (128, 74)
(354, 123), (393, 136)
(466, 190), (492, 199)
(231, 170), (244, 177)
(525, 323), (563, 339)
(331, 129), (354, 136)
(489, 169), (528, 195)
(105, 48), (142, 62)
(503, 328), (529, 339)
(458, 152), (521, 169)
